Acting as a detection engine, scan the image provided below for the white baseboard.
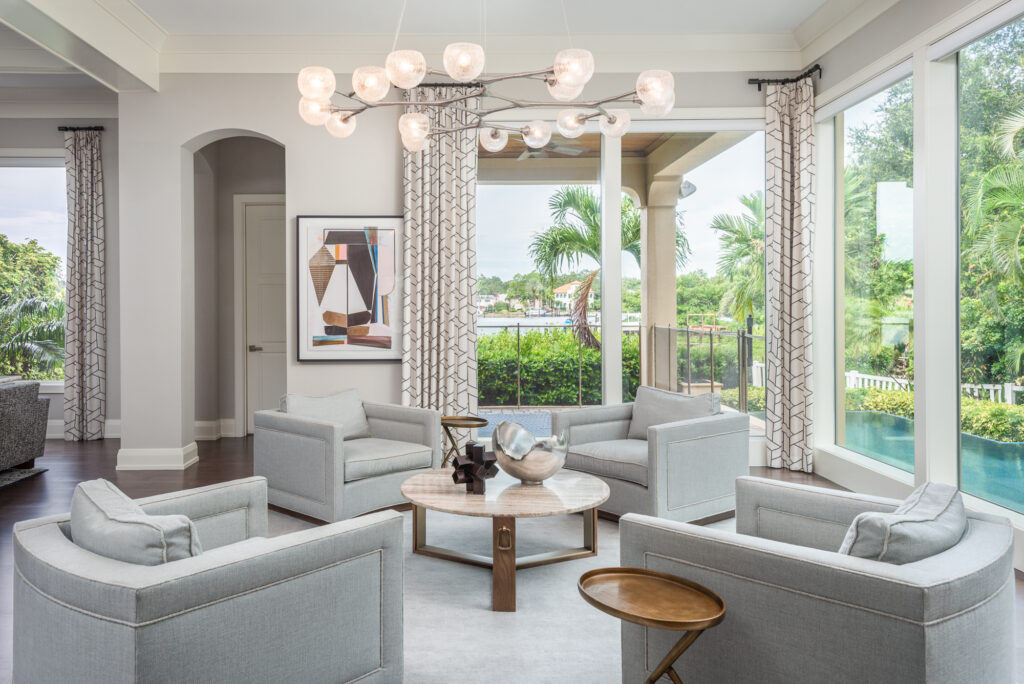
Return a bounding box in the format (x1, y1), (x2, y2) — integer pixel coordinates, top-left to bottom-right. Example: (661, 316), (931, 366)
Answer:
(47, 418), (121, 440)
(749, 436), (767, 467)
(194, 418), (243, 440)
(116, 442), (199, 470)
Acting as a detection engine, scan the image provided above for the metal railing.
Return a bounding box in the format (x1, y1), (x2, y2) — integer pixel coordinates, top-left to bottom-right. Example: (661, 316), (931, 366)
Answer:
(652, 323), (766, 413)
(477, 321), (641, 408)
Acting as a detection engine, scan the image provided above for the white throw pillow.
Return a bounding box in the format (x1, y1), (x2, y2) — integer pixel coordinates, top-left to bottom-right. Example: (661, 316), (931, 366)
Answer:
(838, 482), (966, 565)
(627, 386), (720, 440)
(70, 479), (202, 565)
(280, 388), (371, 439)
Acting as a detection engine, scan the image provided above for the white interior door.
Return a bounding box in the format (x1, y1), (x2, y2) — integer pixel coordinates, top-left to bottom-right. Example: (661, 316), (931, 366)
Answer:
(245, 203), (286, 433)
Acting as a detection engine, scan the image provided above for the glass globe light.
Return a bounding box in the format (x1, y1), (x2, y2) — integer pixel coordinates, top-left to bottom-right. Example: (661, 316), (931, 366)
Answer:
(398, 112), (430, 141)
(443, 42), (485, 82)
(352, 66), (390, 102)
(522, 120), (553, 149)
(556, 109), (586, 138)
(640, 92), (675, 117)
(297, 66), (336, 100)
(402, 135), (429, 153)
(636, 70), (675, 106)
(547, 79), (584, 102)
(553, 49), (595, 88)
(298, 97), (331, 126)
(479, 127), (509, 153)
(325, 111), (357, 138)
(385, 50), (427, 89)
(599, 109), (631, 138)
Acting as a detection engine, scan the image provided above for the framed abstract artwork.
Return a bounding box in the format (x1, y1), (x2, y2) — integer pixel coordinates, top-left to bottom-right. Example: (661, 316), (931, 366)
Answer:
(297, 215), (403, 361)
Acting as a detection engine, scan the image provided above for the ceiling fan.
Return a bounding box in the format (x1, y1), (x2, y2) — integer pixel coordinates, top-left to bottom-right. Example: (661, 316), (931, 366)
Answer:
(516, 141), (585, 160)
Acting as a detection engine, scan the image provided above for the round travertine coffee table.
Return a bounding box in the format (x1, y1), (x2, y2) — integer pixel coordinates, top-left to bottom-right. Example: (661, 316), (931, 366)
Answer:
(401, 468), (609, 612)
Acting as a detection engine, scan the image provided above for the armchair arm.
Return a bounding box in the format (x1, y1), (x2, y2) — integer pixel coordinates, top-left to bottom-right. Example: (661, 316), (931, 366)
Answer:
(734, 476), (899, 551)
(363, 402), (442, 467)
(135, 476), (268, 549)
(551, 403), (633, 445)
(647, 412), (749, 520)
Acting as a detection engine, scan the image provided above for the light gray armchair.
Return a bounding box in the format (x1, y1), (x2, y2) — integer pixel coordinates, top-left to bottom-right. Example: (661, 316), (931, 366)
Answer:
(619, 476), (1017, 684)
(13, 476), (404, 684)
(255, 399), (441, 522)
(552, 393), (749, 522)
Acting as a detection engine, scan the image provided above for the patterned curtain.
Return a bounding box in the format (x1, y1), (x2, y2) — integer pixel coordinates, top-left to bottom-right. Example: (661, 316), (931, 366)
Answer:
(765, 77), (815, 472)
(401, 86), (479, 415)
(63, 130), (106, 440)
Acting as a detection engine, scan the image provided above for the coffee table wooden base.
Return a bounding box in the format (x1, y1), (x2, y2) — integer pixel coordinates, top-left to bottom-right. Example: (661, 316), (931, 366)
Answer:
(412, 505), (598, 612)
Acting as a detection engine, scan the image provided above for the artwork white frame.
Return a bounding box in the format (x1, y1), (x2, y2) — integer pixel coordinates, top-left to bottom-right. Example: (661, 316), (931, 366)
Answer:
(296, 215), (403, 361)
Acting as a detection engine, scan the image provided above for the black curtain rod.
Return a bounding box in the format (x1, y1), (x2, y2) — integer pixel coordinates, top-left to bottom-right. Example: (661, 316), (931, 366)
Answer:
(748, 64), (822, 91)
(58, 126), (105, 131)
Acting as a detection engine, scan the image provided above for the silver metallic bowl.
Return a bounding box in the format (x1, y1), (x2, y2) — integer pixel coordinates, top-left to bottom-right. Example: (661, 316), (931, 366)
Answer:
(491, 421), (568, 484)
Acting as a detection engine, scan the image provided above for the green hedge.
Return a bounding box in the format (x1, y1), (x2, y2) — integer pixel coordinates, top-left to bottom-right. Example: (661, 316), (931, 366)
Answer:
(478, 328), (640, 406)
(844, 387), (1024, 443)
(720, 386), (765, 413)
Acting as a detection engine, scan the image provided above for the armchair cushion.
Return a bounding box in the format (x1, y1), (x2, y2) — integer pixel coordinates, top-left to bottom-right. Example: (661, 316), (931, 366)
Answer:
(71, 479), (202, 566)
(566, 439), (649, 486)
(281, 388), (370, 439)
(344, 437), (432, 482)
(627, 386), (719, 440)
(839, 482), (966, 564)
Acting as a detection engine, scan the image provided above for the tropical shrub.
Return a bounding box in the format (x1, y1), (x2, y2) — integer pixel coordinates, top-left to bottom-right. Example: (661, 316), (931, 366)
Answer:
(478, 328), (640, 406)
(720, 386), (765, 413)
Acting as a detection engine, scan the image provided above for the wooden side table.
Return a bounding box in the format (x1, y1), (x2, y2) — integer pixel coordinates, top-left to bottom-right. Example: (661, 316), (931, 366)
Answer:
(440, 415), (489, 467)
(578, 567), (725, 684)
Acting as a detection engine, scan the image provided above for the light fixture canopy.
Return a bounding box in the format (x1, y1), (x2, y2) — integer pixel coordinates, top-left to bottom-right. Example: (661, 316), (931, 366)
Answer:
(443, 42), (486, 82)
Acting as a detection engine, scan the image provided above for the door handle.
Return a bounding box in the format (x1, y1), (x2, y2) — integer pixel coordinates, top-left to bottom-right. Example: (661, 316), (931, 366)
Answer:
(248, 344), (263, 352)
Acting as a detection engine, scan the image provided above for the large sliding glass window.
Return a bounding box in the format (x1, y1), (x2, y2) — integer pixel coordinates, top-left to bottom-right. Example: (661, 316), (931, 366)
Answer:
(835, 79), (915, 471)
(958, 18), (1024, 513)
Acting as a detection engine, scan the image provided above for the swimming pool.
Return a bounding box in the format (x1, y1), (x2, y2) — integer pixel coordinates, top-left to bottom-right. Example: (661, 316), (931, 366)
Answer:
(844, 410), (1024, 514)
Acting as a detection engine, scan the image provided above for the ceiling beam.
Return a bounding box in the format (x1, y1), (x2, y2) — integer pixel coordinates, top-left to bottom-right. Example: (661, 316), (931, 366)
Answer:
(0, 0), (160, 91)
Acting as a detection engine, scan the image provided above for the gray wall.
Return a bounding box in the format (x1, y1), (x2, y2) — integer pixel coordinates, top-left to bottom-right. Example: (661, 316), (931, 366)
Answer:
(813, 0), (972, 90)
(193, 136), (285, 422)
(0, 117), (120, 424)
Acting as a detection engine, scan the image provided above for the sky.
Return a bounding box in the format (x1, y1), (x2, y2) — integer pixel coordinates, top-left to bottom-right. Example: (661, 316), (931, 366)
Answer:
(0, 166), (67, 267)
(476, 131), (767, 281)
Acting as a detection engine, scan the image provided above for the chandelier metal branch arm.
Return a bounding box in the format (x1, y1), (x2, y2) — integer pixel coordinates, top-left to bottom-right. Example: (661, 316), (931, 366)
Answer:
(296, 45), (675, 152)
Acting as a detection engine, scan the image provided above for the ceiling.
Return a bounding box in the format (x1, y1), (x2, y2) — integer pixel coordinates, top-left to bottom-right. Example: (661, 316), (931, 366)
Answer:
(131, 0), (832, 36)
(481, 132), (699, 159)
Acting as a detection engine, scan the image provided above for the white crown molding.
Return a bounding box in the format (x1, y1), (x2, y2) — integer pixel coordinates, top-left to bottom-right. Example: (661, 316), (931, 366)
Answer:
(159, 32), (804, 74)
(117, 442), (198, 470)
(796, 0), (901, 65)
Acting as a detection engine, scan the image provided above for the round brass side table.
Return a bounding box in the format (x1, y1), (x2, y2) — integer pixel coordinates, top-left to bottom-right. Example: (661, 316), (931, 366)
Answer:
(578, 567), (726, 684)
(440, 415), (489, 467)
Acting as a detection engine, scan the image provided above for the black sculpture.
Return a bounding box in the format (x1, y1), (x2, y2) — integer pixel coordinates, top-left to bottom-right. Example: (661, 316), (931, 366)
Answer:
(452, 441), (498, 494)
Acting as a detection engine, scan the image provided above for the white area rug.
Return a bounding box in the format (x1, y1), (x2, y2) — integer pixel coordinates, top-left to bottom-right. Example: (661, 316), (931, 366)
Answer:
(269, 508), (624, 683)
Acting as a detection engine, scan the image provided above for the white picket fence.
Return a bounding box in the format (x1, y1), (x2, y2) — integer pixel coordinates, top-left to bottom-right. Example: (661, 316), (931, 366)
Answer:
(748, 363), (1024, 405)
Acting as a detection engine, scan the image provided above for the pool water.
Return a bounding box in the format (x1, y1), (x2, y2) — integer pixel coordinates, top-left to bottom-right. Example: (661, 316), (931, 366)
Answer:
(844, 410), (1024, 514)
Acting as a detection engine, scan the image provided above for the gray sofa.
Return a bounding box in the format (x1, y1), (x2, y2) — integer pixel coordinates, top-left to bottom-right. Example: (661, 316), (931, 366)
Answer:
(254, 399), (441, 522)
(552, 394), (749, 522)
(0, 380), (49, 469)
(13, 476), (403, 683)
(620, 476), (1017, 683)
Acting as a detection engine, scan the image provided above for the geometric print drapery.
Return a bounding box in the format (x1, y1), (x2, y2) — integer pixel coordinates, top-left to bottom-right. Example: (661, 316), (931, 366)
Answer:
(400, 86), (479, 416)
(63, 130), (106, 441)
(764, 77), (815, 472)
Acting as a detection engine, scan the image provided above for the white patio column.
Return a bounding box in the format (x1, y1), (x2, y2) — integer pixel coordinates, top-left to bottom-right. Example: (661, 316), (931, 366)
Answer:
(642, 177), (684, 385)
(601, 136), (623, 404)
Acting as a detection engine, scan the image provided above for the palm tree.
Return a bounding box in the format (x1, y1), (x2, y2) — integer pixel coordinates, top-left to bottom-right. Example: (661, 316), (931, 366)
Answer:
(0, 292), (65, 377)
(529, 186), (689, 346)
(710, 191), (765, 322)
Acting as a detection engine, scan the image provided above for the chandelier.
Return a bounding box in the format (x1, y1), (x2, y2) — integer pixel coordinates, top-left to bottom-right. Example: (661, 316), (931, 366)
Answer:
(295, 46), (676, 153)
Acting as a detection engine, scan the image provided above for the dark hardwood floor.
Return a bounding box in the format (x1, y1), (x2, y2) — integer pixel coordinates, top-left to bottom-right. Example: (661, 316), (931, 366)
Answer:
(0, 438), (1020, 680)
